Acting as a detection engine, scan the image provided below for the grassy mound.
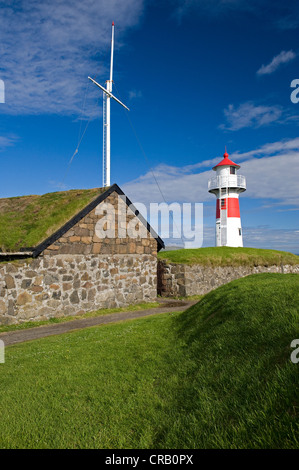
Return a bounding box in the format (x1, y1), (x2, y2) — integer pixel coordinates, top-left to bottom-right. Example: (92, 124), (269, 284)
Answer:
(158, 246), (299, 267)
(170, 273), (299, 448)
(0, 273), (298, 448)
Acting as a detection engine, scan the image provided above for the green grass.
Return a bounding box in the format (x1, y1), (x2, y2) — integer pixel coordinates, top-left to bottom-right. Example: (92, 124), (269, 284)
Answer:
(0, 273), (298, 448)
(0, 187), (105, 252)
(158, 246), (299, 267)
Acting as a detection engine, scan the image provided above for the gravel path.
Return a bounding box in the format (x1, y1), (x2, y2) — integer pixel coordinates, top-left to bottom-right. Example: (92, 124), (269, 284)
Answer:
(0, 300), (196, 346)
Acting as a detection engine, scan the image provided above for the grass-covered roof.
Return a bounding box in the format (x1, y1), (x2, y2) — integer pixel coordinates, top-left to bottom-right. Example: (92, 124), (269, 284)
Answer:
(0, 187), (106, 253)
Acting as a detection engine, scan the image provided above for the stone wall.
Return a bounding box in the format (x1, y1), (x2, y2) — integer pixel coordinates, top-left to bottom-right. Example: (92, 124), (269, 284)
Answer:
(158, 260), (299, 297)
(0, 254), (157, 325)
(43, 191), (158, 257)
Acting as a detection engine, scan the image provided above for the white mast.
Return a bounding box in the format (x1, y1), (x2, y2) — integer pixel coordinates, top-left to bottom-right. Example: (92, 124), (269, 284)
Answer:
(88, 22), (129, 188)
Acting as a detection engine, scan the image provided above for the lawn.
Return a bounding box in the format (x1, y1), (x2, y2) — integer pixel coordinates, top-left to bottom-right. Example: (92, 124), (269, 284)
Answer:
(158, 246), (299, 267)
(0, 273), (298, 449)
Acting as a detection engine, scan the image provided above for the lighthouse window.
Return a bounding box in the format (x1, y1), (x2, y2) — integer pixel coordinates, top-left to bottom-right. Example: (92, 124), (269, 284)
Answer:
(221, 199), (225, 208)
(239, 228), (242, 236)
(230, 167), (236, 175)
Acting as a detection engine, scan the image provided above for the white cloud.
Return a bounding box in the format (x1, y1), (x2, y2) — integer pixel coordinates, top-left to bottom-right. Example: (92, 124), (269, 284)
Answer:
(123, 164), (211, 205)
(275, 14), (299, 31)
(0, 0), (144, 116)
(0, 135), (19, 151)
(122, 137), (299, 209)
(220, 101), (283, 131)
(232, 137), (299, 206)
(257, 50), (296, 76)
(231, 137), (299, 160)
(243, 227), (299, 254)
(240, 152), (299, 206)
(202, 225), (299, 253)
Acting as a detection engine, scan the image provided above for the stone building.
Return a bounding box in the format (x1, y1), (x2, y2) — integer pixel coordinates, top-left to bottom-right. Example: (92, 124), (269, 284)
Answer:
(0, 184), (164, 325)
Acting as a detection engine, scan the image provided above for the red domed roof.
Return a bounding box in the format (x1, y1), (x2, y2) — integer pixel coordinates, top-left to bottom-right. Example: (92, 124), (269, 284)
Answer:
(212, 149), (240, 171)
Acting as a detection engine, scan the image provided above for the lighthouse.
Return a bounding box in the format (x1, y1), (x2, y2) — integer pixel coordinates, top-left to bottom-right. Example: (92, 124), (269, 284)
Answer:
(208, 149), (246, 247)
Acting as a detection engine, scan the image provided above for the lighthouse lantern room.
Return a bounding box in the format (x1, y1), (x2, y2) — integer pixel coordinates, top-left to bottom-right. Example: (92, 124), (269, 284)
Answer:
(208, 149), (246, 247)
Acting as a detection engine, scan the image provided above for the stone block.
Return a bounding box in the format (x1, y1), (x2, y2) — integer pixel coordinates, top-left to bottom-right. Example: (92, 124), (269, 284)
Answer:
(70, 290), (80, 304)
(82, 281), (93, 289)
(35, 293), (49, 302)
(16, 292), (32, 306)
(93, 243), (102, 254)
(47, 245), (60, 251)
(69, 236), (81, 242)
(136, 245), (145, 255)
(44, 274), (59, 285)
(0, 300), (7, 315)
(7, 299), (15, 316)
(88, 288), (96, 302)
(33, 275), (43, 286)
(52, 291), (61, 300)
(64, 229), (75, 237)
(81, 272), (90, 281)
(101, 244), (113, 254)
(63, 283), (72, 291)
(119, 245), (127, 254)
(5, 264), (18, 274)
(49, 284), (60, 290)
(75, 228), (90, 237)
(81, 290), (87, 300)
(5, 275), (16, 289)
(81, 236), (92, 244)
(29, 285), (43, 293)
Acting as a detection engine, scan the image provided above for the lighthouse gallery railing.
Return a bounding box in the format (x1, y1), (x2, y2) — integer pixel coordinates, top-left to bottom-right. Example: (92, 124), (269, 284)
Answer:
(208, 174), (246, 191)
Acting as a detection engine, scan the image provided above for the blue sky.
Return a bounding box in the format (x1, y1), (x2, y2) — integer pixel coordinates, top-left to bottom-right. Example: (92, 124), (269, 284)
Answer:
(0, 0), (299, 253)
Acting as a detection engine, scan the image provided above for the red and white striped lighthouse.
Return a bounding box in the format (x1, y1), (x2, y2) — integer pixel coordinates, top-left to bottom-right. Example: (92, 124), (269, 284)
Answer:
(208, 149), (246, 247)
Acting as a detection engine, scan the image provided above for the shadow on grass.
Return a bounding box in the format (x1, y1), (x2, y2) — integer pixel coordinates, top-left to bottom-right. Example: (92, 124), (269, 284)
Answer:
(152, 274), (299, 448)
